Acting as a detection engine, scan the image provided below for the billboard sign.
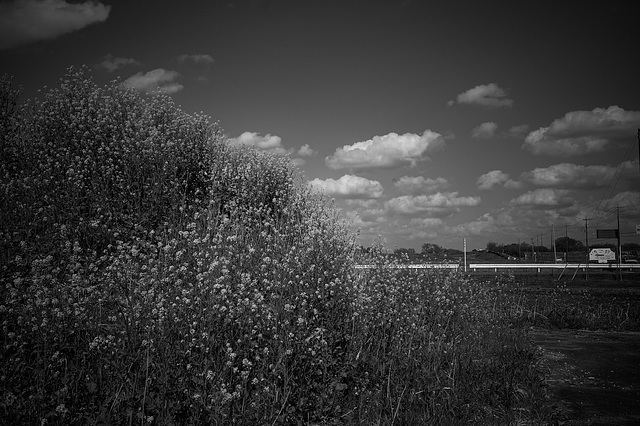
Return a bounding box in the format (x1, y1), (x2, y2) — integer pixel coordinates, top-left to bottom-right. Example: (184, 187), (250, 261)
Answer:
(589, 248), (616, 263)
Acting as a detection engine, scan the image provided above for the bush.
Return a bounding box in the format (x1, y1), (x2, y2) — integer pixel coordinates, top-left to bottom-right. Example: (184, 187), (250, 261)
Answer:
(1, 69), (547, 425)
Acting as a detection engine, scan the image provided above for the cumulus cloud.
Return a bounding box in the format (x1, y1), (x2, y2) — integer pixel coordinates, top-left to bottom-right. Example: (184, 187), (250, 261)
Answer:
(477, 170), (521, 190)
(522, 106), (640, 156)
(385, 192), (481, 216)
(449, 83), (513, 108)
(325, 130), (445, 170)
(471, 122), (498, 138)
(123, 68), (183, 94)
(520, 161), (638, 189)
(176, 53), (215, 64)
(226, 131), (292, 156)
(309, 175), (384, 199)
(409, 217), (444, 228)
(510, 188), (573, 207)
(0, 0), (110, 50)
(393, 176), (449, 195)
(448, 212), (516, 236)
(603, 191), (640, 208)
(97, 54), (140, 72)
(508, 124), (530, 138)
(297, 143), (317, 156)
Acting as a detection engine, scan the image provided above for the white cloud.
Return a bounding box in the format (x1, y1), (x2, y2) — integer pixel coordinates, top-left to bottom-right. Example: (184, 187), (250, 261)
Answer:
(450, 83), (513, 108)
(508, 124), (530, 138)
(97, 54), (140, 72)
(471, 122), (498, 138)
(326, 130), (445, 170)
(603, 191), (640, 208)
(0, 0), (110, 50)
(477, 170), (521, 190)
(176, 53), (215, 64)
(393, 176), (449, 195)
(123, 68), (183, 94)
(449, 213), (507, 236)
(409, 217), (444, 228)
(521, 161), (638, 189)
(523, 106), (640, 156)
(297, 143), (317, 157)
(385, 192), (481, 216)
(510, 188), (573, 207)
(226, 131), (292, 156)
(308, 174), (384, 199)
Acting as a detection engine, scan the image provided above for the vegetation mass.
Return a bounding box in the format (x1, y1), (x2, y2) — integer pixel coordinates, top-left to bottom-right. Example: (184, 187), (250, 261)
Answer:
(2, 69), (552, 425)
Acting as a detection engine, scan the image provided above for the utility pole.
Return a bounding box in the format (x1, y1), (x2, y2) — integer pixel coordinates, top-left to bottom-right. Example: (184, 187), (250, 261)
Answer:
(617, 206), (622, 281)
(531, 238), (535, 263)
(565, 225), (569, 263)
(552, 224), (558, 263)
(583, 217), (591, 281)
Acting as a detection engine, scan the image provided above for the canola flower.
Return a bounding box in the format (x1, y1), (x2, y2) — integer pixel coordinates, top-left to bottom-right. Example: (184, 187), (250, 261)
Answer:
(0, 70), (547, 425)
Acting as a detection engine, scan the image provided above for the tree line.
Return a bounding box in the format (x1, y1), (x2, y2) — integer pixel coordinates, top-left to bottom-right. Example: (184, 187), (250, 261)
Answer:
(486, 238), (640, 257)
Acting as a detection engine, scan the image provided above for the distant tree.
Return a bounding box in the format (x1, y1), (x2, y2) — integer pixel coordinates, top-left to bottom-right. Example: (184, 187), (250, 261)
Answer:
(486, 241), (498, 252)
(394, 247), (415, 255)
(555, 236), (585, 252)
(503, 243), (521, 258)
(421, 243), (443, 254)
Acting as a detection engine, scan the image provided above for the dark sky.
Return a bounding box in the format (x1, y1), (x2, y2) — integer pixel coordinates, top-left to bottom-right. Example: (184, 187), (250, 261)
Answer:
(1, 0), (639, 249)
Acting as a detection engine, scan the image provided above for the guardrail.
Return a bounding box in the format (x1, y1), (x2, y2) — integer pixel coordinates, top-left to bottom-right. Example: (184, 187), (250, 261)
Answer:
(354, 263), (459, 269)
(353, 263), (640, 272)
(467, 263), (640, 272)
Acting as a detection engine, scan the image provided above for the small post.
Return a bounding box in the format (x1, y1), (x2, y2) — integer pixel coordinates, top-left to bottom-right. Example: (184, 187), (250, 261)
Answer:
(617, 205), (622, 281)
(463, 238), (467, 273)
(584, 217), (590, 281)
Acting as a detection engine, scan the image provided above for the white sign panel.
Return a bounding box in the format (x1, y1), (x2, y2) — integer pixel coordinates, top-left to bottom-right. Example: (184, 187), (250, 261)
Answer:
(589, 248), (615, 263)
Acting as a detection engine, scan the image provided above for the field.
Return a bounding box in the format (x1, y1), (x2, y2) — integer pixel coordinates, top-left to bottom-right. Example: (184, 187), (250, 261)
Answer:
(3, 71), (639, 425)
(489, 273), (640, 425)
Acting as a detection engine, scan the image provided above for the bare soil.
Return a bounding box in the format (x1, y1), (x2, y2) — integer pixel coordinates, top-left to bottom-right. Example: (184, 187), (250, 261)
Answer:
(532, 328), (640, 425)
(524, 274), (640, 425)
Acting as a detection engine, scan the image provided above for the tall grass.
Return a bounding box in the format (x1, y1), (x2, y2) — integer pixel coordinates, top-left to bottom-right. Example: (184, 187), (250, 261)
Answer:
(1, 70), (548, 425)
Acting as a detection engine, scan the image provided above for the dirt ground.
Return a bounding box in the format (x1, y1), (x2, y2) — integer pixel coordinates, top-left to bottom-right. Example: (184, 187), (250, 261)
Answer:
(531, 328), (640, 425)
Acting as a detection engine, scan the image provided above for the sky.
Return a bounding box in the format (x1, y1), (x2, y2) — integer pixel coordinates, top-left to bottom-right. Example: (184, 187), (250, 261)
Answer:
(1, 0), (639, 251)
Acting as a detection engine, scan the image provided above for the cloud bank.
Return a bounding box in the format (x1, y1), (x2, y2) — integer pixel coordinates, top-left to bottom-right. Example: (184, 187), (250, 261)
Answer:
(386, 192), (481, 216)
(123, 69), (183, 94)
(309, 175), (384, 199)
(471, 122), (498, 138)
(177, 53), (215, 65)
(449, 83), (513, 108)
(477, 170), (521, 190)
(326, 130), (445, 170)
(523, 106), (640, 156)
(520, 161), (638, 189)
(297, 144), (317, 157)
(510, 188), (573, 208)
(226, 132), (296, 157)
(98, 54), (140, 72)
(393, 176), (449, 195)
(0, 0), (110, 50)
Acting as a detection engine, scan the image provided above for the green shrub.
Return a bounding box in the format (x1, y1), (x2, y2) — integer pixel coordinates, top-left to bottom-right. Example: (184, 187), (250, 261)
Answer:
(1, 69), (547, 425)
